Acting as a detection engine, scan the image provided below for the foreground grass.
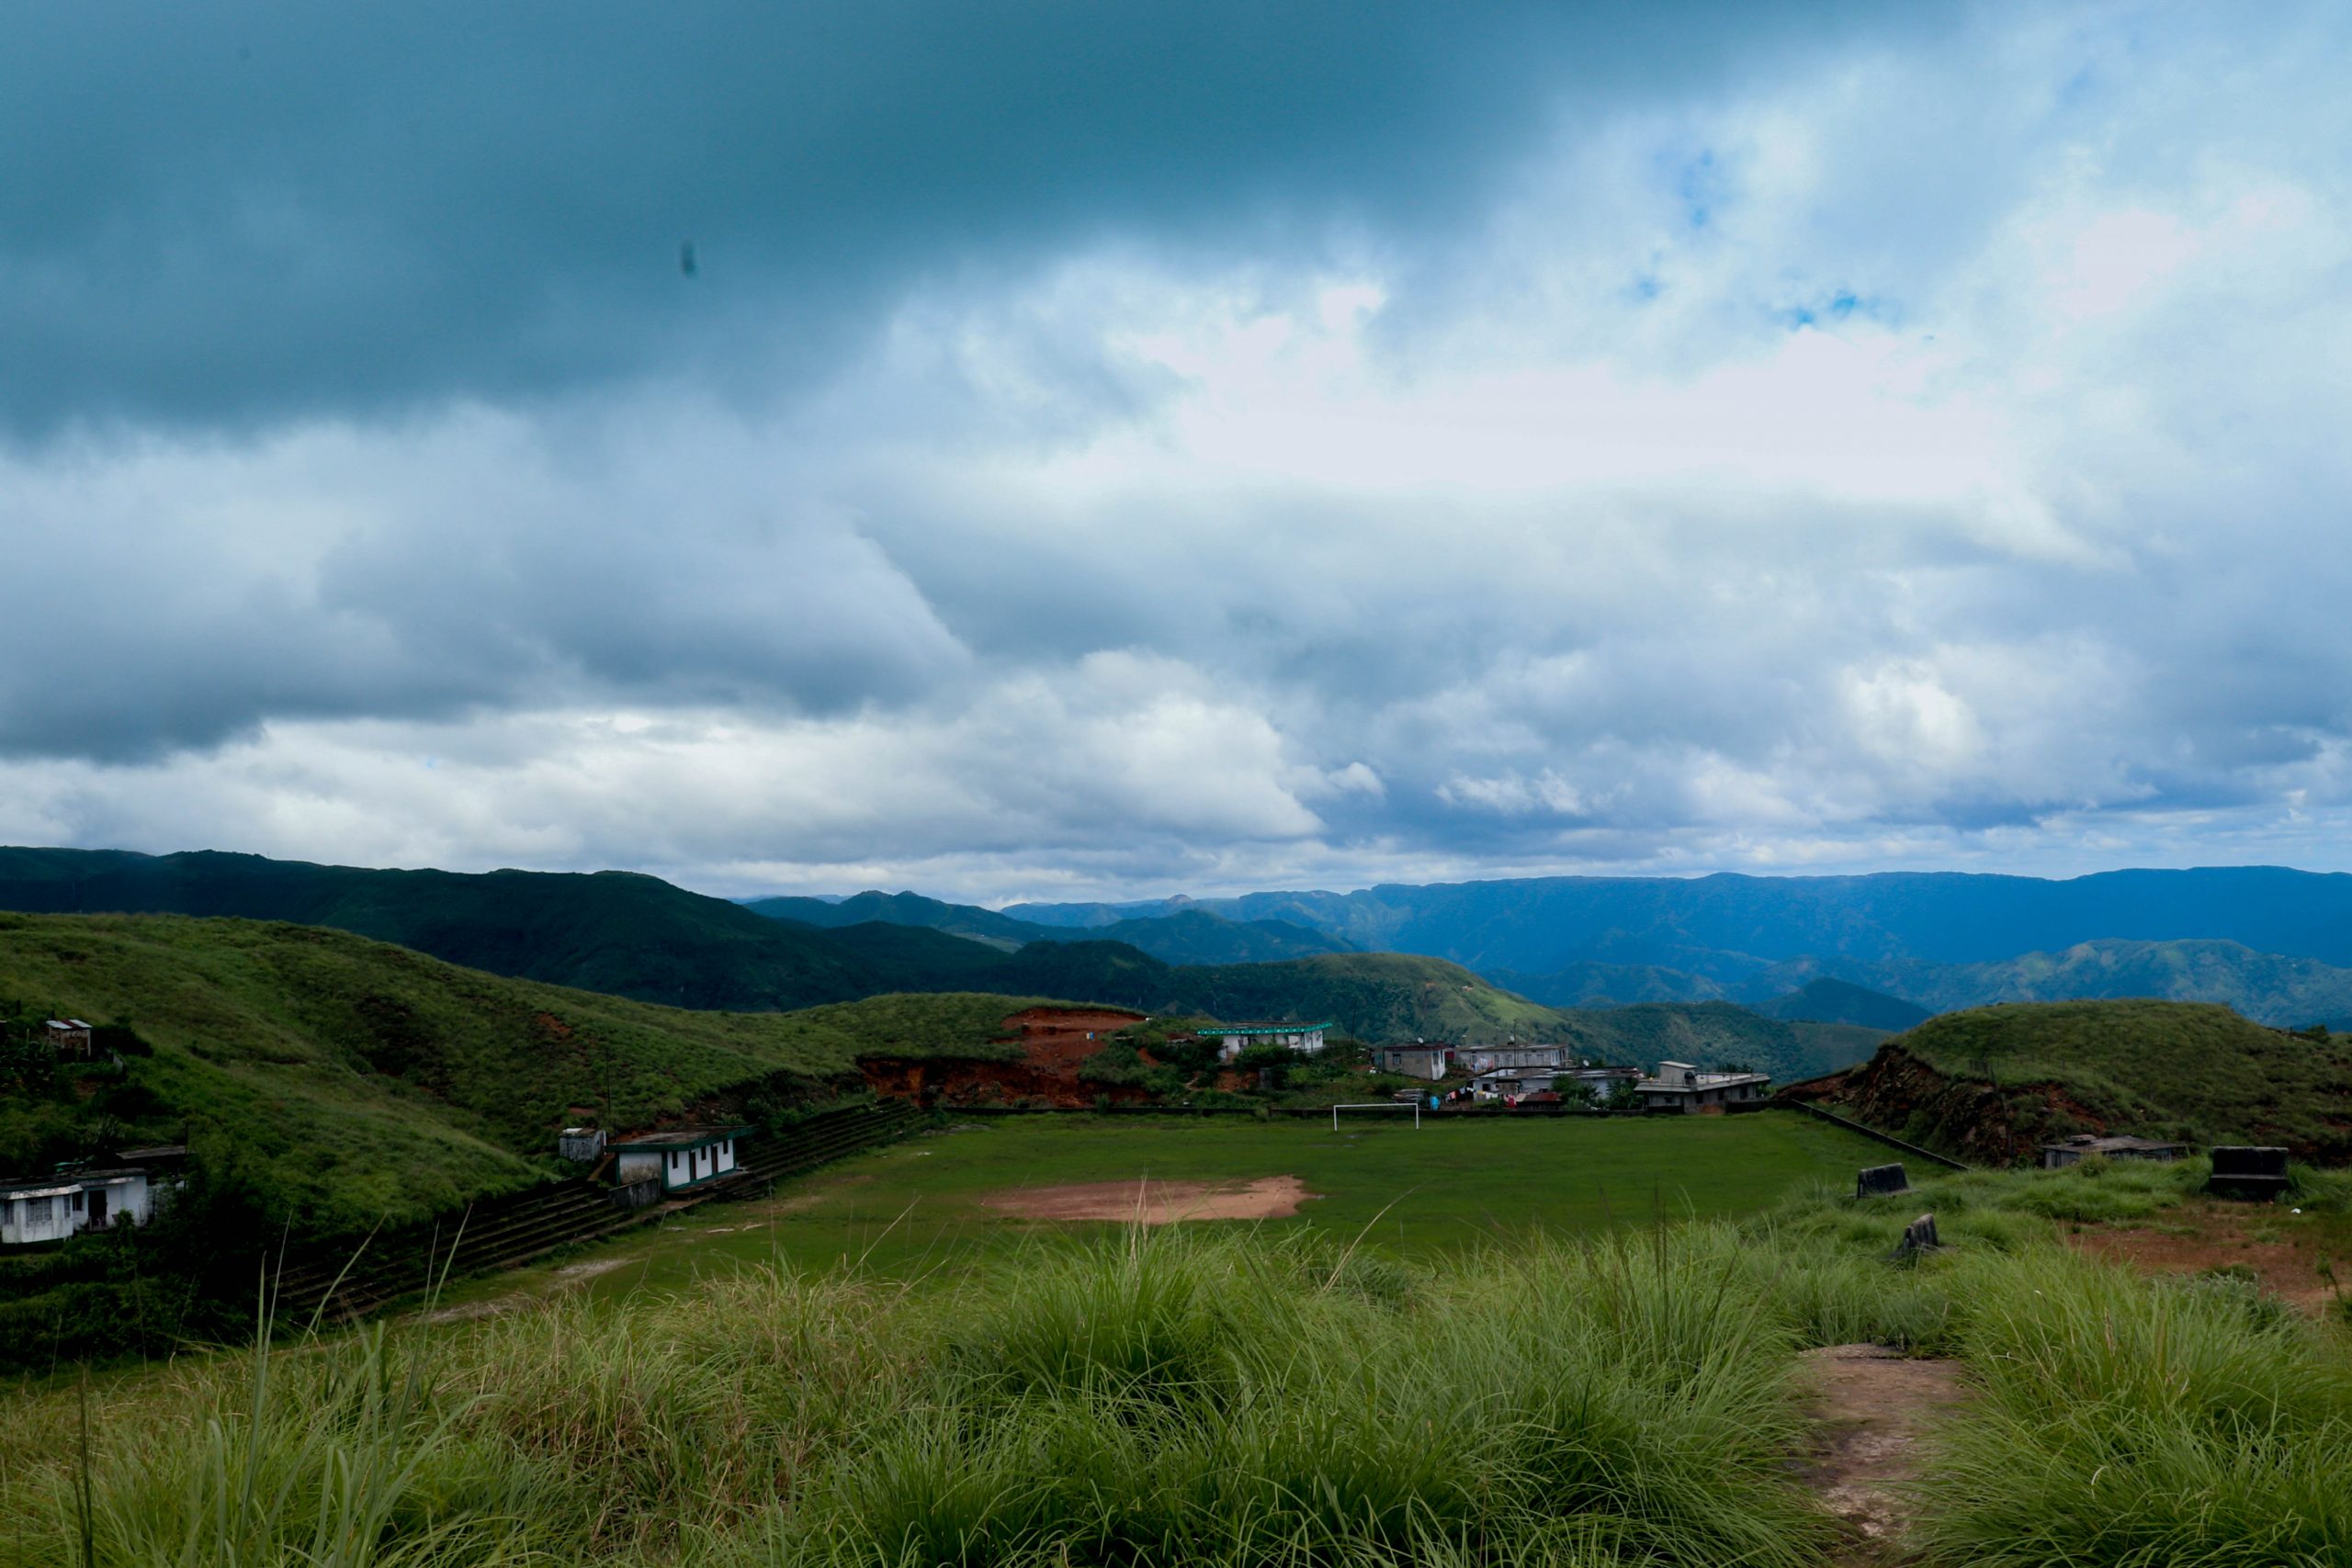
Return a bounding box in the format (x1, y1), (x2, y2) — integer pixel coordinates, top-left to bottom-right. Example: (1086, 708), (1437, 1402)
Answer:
(4, 1156), (2347, 1566)
(6, 1228), (1834, 1567)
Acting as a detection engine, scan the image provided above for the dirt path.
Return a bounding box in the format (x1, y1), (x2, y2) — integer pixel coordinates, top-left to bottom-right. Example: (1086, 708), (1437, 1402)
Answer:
(1798, 1344), (1968, 1564)
(979, 1176), (1317, 1223)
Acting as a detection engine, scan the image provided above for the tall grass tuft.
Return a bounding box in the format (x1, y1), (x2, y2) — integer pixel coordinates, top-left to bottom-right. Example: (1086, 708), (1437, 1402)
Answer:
(28, 1320), (553, 1567)
(1912, 1247), (2352, 1566)
(776, 1225), (1830, 1568)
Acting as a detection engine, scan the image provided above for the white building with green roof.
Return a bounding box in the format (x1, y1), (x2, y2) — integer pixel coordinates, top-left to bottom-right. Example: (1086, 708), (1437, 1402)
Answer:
(1196, 1021), (1333, 1061)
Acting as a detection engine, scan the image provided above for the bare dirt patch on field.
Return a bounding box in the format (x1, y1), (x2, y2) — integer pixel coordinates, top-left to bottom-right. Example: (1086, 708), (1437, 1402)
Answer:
(2070, 1200), (2343, 1314)
(980, 1176), (1318, 1224)
(1798, 1344), (1969, 1565)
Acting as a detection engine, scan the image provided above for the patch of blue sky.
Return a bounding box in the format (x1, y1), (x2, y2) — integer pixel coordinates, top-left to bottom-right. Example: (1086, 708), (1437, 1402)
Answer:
(1776, 288), (1898, 332)
(1649, 143), (1729, 232)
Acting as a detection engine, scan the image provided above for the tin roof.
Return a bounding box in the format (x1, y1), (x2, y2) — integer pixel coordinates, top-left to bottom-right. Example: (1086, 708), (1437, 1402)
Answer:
(1635, 1071), (1772, 1091)
(1194, 1021), (1335, 1037)
(610, 1125), (752, 1150)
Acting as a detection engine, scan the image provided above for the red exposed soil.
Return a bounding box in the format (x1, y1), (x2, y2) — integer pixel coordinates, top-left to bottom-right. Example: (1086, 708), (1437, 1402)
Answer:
(861, 1006), (1155, 1109)
(2069, 1200), (2346, 1316)
(1002, 1007), (1148, 1071)
(1785, 1045), (2111, 1166)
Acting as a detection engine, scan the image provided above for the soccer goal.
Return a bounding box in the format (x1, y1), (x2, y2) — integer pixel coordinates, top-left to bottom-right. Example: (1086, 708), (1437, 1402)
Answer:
(1331, 1101), (1421, 1132)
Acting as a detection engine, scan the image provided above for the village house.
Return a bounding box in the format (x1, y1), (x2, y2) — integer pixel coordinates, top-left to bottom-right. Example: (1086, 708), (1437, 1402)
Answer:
(1197, 1021), (1332, 1061)
(609, 1126), (749, 1192)
(1374, 1043), (1453, 1080)
(1470, 1066), (1561, 1100)
(42, 1019), (93, 1057)
(1461, 1042), (1572, 1074)
(0, 1168), (153, 1246)
(1634, 1061), (1771, 1113)
(1470, 1064), (1641, 1101)
(1564, 1065), (1643, 1097)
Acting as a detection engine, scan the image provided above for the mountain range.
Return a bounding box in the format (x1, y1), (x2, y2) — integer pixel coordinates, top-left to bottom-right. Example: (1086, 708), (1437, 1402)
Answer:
(1001, 868), (2352, 1027)
(0, 849), (1557, 1044)
(21, 843), (2352, 1057)
(744, 891), (1351, 964)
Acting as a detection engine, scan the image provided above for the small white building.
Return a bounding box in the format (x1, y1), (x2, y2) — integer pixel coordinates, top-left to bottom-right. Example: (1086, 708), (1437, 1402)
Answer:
(1634, 1061), (1771, 1113)
(1197, 1021), (1333, 1061)
(557, 1127), (608, 1163)
(42, 1020), (94, 1057)
(0, 1168), (153, 1246)
(609, 1127), (748, 1192)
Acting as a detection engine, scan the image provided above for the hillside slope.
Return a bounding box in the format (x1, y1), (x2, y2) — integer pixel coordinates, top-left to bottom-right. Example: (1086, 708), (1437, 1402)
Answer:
(0, 914), (1045, 1230)
(1813, 939), (2352, 1027)
(1753, 978), (1932, 1032)
(744, 892), (1353, 964)
(820, 943), (1574, 1042)
(0, 847), (896, 1010)
(1554, 1002), (1887, 1088)
(744, 891), (1046, 951)
(1798, 1000), (2352, 1163)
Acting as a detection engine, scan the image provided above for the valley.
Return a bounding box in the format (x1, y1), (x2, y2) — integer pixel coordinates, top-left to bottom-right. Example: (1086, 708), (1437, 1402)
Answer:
(2, 858), (2348, 1568)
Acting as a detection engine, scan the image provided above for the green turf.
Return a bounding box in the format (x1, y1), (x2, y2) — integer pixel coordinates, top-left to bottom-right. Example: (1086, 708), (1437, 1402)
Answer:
(473, 1110), (1901, 1301)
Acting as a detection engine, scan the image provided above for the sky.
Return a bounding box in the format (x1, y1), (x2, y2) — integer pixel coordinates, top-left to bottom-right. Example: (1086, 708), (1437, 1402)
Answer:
(6, 1), (2351, 904)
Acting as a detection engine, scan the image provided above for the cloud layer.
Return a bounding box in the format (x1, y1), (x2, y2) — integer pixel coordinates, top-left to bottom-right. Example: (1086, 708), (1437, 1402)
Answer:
(7, 1), (2352, 900)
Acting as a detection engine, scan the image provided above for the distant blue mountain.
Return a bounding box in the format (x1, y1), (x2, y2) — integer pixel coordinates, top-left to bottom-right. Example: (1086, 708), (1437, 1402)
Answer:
(1010, 868), (2352, 975)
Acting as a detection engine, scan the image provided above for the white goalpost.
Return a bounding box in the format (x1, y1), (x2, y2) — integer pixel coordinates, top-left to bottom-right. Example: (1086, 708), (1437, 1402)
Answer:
(1331, 1101), (1421, 1131)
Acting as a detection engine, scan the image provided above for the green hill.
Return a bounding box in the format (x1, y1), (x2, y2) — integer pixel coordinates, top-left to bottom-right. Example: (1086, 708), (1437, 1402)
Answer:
(744, 891), (1354, 964)
(1171, 952), (1566, 1040)
(0, 847), (897, 1011)
(1838, 939), (2352, 1027)
(1086, 910), (1354, 964)
(1553, 1001), (1888, 1086)
(1484, 963), (1727, 1007)
(744, 890), (1046, 952)
(818, 942), (1568, 1042)
(1806, 999), (2352, 1163)
(0, 913), (1046, 1232)
(1753, 977), (1931, 1032)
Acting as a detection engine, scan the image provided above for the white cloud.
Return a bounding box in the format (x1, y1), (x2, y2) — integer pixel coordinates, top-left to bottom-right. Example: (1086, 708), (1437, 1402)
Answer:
(10, 2), (2352, 898)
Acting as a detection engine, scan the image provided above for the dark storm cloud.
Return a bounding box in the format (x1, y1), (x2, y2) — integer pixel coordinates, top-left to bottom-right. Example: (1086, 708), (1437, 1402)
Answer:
(0, 414), (970, 759)
(8, 0), (2352, 896)
(1, 0), (1906, 436)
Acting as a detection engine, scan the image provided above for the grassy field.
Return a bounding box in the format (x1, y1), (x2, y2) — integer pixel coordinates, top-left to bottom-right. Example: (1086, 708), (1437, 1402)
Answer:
(450, 1111), (1901, 1302)
(5, 1152), (2346, 1567)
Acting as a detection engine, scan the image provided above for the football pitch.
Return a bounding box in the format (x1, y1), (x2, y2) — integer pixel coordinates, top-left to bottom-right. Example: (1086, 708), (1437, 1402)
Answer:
(485, 1110), (1901, 1302)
